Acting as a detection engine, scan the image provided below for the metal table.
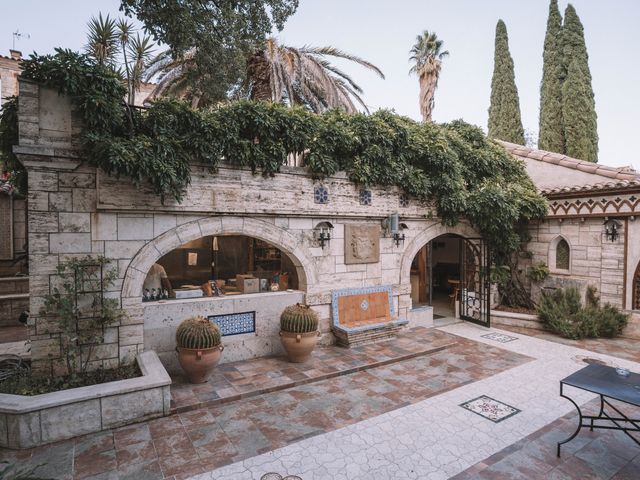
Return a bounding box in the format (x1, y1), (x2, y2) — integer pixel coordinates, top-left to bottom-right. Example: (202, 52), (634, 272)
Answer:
(557, 363), (640, 456)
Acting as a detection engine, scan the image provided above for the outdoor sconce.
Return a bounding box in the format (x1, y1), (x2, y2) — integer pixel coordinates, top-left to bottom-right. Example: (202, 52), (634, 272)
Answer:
(382, 214), (408, 247)
(604, 218), (621, 242)
(314, 221), (334, 248)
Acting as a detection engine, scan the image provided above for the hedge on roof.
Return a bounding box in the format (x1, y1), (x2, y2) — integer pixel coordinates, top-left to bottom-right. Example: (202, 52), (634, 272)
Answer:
(3, 48), (547, 263)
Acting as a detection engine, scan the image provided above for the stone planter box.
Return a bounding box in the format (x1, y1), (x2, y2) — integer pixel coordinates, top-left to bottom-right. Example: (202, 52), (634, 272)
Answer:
(491, 309), (544, 330)
(0, 351), (171, 449)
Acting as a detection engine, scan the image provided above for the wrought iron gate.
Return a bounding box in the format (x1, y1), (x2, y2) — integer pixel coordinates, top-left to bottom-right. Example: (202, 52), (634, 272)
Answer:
(459, 238), (490, 327)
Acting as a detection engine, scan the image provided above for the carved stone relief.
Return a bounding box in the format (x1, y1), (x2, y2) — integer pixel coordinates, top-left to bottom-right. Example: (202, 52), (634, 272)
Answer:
(344, 224), (380, 264)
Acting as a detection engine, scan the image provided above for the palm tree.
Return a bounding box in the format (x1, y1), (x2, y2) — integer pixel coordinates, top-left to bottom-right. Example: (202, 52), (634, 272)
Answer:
(143, 48), (202, 107)
(246, 37), (384, 113)
(144, 37), (384, 112)
(409, 31), (449, 122)
(85, 13), (119, 67)
(127, 34), (155, 106)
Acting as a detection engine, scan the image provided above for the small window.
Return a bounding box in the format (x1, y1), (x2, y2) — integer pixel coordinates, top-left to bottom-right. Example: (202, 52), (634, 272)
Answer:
(633, 262), (640, 310)
(556, 239), (570, 271)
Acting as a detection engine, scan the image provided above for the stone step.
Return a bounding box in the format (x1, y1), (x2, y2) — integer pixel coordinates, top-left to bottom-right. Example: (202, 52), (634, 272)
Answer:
(491, 310), (545, 331)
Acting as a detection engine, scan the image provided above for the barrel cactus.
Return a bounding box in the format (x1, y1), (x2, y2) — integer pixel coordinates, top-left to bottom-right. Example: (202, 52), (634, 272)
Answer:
(280, 304), (319, 333)
(176, 316), (221, 349)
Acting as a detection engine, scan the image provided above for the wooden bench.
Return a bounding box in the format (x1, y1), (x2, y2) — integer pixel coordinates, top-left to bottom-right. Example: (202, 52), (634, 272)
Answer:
(331, 285), (408, 347)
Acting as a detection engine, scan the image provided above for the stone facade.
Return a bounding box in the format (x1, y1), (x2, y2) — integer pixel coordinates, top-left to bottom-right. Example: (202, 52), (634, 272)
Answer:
(16, 81), (468, 375)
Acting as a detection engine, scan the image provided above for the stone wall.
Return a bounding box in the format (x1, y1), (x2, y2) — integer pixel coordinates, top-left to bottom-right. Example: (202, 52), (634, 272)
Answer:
(16, 80), (472, 374)
(528, 217), (626, 308)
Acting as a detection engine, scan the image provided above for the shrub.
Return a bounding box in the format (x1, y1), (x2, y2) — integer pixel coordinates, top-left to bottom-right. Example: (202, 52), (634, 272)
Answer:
(537, 286), (628, 339)
(527, 262), (550, 283)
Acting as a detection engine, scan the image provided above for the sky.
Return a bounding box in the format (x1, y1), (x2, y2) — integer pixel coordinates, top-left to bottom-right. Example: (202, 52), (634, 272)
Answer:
(2, 0), (639, 169)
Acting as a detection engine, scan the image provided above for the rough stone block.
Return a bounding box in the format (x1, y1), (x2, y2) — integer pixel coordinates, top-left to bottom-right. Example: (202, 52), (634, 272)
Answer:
(117, 216), (153, 240)
(154, 214), (178, 236)
(91, 213), (118, 241)
(58, 172), (95, 189)
(59, 212), (90, 233)
(40, 400), (102, 443)
(6, 411), (41, 449)
(48, 192), (73, 212)
(49, 233), (92, 254)
(28, 171), (58, 191)
(101, 388), (164, 429)
(119, 325), (144, 346)
(72, 188), (97, 212)
(29, 212), (58, 233)
(27, 190), (49, 211)
(175, 221), (202, 244)
(104, 240), (145, 259)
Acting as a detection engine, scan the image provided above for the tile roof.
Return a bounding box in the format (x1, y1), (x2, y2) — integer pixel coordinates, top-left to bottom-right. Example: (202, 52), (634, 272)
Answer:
(498, 140), (640, 182)
(539, 179), (640, 196)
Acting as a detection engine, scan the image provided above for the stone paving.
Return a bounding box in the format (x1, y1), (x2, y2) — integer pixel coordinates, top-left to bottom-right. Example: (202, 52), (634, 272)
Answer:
(499, 324), (640, 363)
(170, 327), (458, 412)
(0, 330), (529, 479)
(451, 398), (640, 479)
(191, 323), (640, 480)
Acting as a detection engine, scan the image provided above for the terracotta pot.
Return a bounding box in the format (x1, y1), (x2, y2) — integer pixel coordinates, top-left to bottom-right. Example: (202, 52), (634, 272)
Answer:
(279, 330), (320, 363)
(176, 345), (224, 383)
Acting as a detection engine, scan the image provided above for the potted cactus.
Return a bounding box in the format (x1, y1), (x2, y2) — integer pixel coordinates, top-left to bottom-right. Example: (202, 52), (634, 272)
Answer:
(176, 316), (224, 383)
(279, 304), (320, 363)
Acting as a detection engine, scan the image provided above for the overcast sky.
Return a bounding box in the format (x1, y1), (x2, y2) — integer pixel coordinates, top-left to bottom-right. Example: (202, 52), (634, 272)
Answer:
(2, 0), (638, 169)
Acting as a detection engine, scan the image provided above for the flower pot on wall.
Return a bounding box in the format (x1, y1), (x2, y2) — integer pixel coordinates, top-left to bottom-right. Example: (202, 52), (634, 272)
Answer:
(175, 316), (223, 383)
(279, 304), (320, 363)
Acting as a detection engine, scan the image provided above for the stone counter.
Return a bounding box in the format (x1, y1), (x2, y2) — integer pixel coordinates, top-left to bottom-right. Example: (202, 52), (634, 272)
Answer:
(143, 290), (305, 373)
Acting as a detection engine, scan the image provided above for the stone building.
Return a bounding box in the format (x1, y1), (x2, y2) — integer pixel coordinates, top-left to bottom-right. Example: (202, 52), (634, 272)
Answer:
(5, 79), (640, 376)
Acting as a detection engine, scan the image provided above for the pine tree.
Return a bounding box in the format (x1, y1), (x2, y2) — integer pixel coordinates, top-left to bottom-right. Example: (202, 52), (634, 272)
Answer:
(560, 4), (598, 161)
(488, 20), (525, 144)
(538, 0), (564, 153)
(562, 59), (598, 161)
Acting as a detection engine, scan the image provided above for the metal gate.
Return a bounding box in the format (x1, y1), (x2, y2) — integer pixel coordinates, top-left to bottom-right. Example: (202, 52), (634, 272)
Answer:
(459, 238), (490, 327)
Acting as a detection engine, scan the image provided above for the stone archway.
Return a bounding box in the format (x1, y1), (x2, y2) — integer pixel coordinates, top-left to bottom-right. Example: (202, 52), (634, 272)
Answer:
(400, 222), (480, 286)
(121, 216), (318, 302)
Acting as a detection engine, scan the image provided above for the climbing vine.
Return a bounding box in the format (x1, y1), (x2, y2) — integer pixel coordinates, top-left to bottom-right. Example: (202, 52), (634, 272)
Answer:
(4, 49), (547, 263)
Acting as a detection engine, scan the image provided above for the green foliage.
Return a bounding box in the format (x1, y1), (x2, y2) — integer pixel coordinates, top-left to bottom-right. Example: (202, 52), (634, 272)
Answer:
(21, 48), (127, 133)
(527, 262), (550, 283)
(0, 364), (139, 396)
(120, 0), (299, 104)
(176, 316), (222, 349)
(0, 96), (26, 194)
(487, 20), (525, 145)
(537, 286), (628, 339)
(40, 256), (126, 376)
(560, 4), (598, 161)
(280, 304), (319, 333)
(538, 0), (564, 153)
(9, 50), (547, 263)
(562, 58), (598, 162)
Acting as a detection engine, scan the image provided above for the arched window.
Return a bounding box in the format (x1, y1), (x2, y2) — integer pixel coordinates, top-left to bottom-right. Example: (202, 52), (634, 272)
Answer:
(556, 239), (570, 271)
(633, 262), (640, 310)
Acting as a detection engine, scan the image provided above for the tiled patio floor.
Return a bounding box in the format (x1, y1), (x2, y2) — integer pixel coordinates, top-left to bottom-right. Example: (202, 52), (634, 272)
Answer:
(170, 327), (458, 412)
(452, 398), (640, 479)
(499, 325), (640, 363)
(0, 331), (530, 480)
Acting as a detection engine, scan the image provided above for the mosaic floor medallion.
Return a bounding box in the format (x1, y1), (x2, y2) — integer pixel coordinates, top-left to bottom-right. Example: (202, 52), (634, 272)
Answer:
(481, 332), (518, 343)
(459, 395), (520, 423)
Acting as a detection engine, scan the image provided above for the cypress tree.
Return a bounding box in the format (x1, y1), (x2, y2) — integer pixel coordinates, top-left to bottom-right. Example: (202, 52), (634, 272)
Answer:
(538, 0), (564, 153)
(488, 20), (525, 144)
(560, 4), (598, 161)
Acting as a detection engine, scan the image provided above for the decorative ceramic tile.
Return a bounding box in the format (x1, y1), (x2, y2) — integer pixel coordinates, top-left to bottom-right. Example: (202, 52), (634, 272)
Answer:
(399, 193), (410, 207)
(459, 395), (520, 423)
(331, 285), (396, 332)
(359, 190), (372, 206)
(209, 311), (255, 336)
(314, 185), (329, 204)
(481, 332), (518, 344)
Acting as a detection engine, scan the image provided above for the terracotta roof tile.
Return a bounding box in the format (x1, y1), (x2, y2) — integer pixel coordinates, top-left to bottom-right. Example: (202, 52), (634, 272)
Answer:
(498, 140), (639, 182)
(540, 179), (640, 195)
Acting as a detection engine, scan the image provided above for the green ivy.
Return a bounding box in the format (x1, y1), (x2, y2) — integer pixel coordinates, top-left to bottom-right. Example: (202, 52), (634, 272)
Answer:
(9, 49), (547, 263)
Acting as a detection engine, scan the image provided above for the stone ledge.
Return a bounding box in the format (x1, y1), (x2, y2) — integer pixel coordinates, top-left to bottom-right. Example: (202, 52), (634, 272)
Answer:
(491, 310), (545, 331)
(0, 350), (171, 449)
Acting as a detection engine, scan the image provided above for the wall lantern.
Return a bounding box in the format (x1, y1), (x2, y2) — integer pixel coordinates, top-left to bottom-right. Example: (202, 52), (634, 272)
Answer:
(314, 221), (334, 248)
(382, 213), (407, 247)
(603, 218), (621, 242)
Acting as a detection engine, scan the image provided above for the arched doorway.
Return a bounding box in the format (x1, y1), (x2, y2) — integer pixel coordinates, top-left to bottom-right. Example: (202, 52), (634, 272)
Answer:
(409, 233), (490, 326)
(633, 261), (640, 310)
